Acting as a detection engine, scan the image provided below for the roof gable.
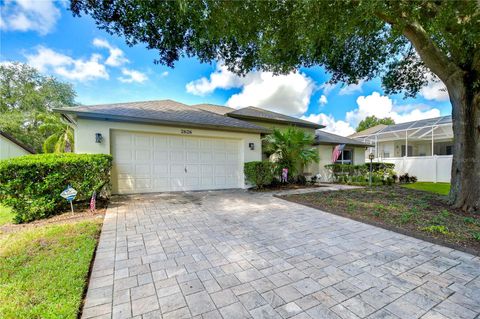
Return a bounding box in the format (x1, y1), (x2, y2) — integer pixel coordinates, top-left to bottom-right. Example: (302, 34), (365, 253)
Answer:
(0, 131), (36, 154)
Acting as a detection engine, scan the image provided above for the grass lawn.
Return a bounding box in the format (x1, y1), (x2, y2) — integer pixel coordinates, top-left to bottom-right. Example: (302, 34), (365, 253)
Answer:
(402, 182), (451, 195)
(0, 205), (14, 226)
(283, 186), (480, 254)
(0, 220), (102, 318)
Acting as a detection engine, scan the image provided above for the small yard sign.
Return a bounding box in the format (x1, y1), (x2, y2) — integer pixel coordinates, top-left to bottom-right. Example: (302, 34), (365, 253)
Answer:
(61, 185), (77, 213)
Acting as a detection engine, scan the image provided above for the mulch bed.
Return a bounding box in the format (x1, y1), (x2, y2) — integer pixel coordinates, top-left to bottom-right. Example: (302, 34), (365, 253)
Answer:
(280, 186), (480, 256)
(252, 183), (327, 192)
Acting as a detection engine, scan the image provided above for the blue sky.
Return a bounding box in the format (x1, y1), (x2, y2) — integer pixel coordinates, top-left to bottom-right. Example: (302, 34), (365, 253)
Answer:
(0, 1), (452, 136)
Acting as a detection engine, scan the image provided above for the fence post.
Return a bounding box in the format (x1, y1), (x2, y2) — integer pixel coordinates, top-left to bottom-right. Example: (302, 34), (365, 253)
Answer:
(434, 155), (437, 183)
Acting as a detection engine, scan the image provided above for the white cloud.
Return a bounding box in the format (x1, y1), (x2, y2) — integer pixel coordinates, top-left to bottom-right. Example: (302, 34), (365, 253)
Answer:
(0, 0), (61, 35)
(185, 64), (245, 96)
(339, 80), (364, 95)
(93, 38), (129, 67)
(302, 113), (355, 136)
(346, 91), (441, 127)
(303, 91), (442, 137)
(420, 76), (449, 102)
(118, 68), (148, 83)
(160, 71), (169, 77)
(25, 46), (109, 81)
(320, 82), (337, 96)
(186, 64), (315, 116)
(318, 95), (328, 106)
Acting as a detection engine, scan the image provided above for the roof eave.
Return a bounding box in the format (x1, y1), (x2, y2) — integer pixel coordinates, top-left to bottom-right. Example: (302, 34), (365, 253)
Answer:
(227, 113), (324, 129)
(53, 109), (271, 134)
(314, 141), (373, 147)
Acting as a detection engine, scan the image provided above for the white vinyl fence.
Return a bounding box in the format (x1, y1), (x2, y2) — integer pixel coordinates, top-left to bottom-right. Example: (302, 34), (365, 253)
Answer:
(379, 155), (452, 183)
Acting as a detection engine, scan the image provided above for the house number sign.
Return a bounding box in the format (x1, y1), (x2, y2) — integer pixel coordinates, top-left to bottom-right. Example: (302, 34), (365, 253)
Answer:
(181, 129), (192, 134)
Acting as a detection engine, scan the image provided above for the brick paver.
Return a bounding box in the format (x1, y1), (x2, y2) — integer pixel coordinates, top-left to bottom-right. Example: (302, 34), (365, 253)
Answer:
(82, 190), (480, 319)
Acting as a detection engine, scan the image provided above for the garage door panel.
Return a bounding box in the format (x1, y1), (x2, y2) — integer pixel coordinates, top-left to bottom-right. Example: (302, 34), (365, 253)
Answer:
(185, 177), (200, 187)
(186, 151), (200, 163)
(170, 150), (184, 162)
(200, 152), (213, 162)
(154, 151), (168, 161)
(153, 178), (169, 189)
(116, 149), (133, 161)
(135, 149), (151, 161)
(153, 164), (168, 176)
(213, 151), (226, 162)
(112, 130), (242, 194)
(134, 135), (151, 147)
(185, 138), (200, 149)
(153, 136), (168, 148)
(169, 136), (184, 148)
(115, 133), (132, 145)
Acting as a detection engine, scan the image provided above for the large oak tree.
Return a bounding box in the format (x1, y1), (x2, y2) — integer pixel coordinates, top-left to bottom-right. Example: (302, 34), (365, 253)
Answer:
(71, 0), (480, 211)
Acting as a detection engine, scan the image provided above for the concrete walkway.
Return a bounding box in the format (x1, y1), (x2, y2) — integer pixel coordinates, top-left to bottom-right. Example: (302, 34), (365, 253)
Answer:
(82, 190), (480, 319)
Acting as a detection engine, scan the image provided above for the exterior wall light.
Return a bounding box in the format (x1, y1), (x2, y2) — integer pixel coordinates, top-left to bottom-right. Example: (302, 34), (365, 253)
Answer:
(249, 143), (255, 150)
(95, 133), (103, 143)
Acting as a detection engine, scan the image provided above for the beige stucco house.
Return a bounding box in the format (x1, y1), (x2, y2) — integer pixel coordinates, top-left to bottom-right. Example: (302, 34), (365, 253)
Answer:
(56, 100), (368, 194)
(0, 131), (35, 160)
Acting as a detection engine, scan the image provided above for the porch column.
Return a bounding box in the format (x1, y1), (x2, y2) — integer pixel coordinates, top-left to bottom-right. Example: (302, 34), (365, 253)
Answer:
(375, 135), (378, 158)
(405, 130), (408, 157)
(431, 126), (434, 156)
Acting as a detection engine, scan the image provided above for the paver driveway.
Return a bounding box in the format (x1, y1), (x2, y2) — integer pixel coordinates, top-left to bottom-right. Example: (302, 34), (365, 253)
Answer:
(82, 190), (480, 319)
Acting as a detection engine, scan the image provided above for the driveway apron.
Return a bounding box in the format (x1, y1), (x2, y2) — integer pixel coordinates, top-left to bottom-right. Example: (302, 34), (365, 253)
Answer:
(82, 190), (480, 319)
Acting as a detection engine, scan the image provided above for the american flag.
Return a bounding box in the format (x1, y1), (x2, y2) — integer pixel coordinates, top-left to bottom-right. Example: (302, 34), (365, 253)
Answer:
(332, 144), (346, 162)
(90, 191), (96, 212)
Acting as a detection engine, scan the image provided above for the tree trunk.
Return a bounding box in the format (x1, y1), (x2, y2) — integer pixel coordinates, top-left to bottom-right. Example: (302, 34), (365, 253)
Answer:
(448, 79), (480, 213)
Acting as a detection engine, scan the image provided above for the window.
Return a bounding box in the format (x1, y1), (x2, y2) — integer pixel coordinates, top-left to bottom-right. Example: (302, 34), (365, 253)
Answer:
(335, 149), (353, 164)
(446, 145), (453, 155)
(401, 145), (413, 157)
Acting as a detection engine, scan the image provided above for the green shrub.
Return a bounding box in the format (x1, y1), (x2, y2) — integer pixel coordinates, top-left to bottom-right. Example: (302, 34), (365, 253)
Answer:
(0, 153), (112, 223)
(244, 161), (274, 189)
(423, 225), (450, 235)
(325, 163), (396, 185)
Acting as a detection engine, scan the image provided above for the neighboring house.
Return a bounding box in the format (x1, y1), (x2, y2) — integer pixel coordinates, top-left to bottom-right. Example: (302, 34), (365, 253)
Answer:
(307, 130), (372, 182)
(0, 131), (35, 160)
(55, 100), (364, 194)
(350, 115), (453, 182)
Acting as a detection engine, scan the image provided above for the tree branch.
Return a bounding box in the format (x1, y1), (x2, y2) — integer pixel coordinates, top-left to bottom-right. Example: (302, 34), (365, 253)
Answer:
(375, 11), (464, 88)
(402, 21), (463, 86)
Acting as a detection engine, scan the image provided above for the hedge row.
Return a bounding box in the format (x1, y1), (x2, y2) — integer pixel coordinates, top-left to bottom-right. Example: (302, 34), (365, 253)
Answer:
(244, 161), (274, 189)
(0, 153), (112, 223)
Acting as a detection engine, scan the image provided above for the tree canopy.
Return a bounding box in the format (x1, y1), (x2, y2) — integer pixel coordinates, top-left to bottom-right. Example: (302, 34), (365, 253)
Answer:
(71, 0), (479, 95)
(0, 63), (76, 153)
(356, 116), (395, 132)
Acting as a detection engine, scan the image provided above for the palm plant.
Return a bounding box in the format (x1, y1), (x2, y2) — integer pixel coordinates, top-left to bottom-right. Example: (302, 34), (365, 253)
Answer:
(263, 127), (319, 178)
(38, 114), (74, 153)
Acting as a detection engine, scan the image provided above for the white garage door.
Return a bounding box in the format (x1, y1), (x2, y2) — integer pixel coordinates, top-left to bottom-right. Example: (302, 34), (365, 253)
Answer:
(111, 130), (242, 194)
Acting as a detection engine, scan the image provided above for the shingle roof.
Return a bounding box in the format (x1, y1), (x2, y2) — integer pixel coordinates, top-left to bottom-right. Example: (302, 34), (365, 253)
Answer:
(348, 124), (387, 138)
(54, 100), (270, 134)
(227, 106), (324, 129)
(191, 104), (235, 115)
(0, 130), (36, 154)
(314, 130), (373, 147)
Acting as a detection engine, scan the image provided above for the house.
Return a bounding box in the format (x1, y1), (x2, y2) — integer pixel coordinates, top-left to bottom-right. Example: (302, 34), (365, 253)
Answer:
(55, 100), (367, 194)
(350, 115), (453, 182)
(0, 130), (35, 160)
(309, 130), (372, 182)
